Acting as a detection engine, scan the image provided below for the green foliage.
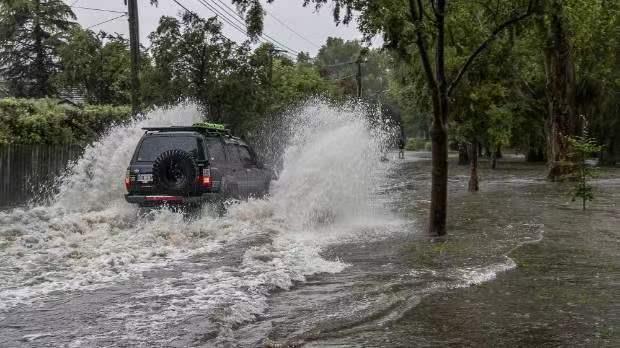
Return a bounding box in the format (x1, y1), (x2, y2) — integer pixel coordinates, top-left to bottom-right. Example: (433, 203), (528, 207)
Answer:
(146, 14), (260, 131)
(0, 0), (76, 97)
(57, 29), (132, 105)
(145, 14), (334, 134)
(568, 135), (603, 210)
(315, 37), (391, 102)
(0, 98), (131, 145)
(405, 138), (427, 151)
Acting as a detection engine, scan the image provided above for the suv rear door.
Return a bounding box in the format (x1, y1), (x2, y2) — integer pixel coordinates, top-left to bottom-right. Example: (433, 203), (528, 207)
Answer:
(129, 134), (204, 195)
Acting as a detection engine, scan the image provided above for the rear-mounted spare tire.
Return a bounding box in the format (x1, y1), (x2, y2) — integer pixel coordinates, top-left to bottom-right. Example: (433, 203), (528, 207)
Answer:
(152, 149), (198, 194)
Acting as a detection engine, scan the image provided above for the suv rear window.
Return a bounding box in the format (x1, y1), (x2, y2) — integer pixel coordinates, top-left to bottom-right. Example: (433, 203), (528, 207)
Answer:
(136, 136), (202, 162)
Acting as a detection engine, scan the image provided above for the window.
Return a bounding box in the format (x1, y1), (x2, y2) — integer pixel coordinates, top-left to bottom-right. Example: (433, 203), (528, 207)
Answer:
(206, 139), (226, 163)
(137, 136), (202, 162)
(238, 146), (254, 165)
(225, 143), (241, 164)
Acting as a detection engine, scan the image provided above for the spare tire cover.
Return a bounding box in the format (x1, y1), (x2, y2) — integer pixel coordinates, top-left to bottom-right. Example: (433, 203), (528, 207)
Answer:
(152, 149), (198, 193)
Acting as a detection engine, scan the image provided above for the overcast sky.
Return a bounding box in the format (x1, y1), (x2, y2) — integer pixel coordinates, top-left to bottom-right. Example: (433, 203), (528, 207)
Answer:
(64, 0), (363, 57)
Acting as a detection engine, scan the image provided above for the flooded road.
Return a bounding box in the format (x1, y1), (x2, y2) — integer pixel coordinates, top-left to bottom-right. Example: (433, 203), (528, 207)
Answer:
(0, 105), (618, 347)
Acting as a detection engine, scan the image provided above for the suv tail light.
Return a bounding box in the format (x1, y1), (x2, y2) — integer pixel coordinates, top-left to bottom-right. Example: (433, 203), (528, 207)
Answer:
(198, 168), (212, 189)
(125, 169), (133, 191)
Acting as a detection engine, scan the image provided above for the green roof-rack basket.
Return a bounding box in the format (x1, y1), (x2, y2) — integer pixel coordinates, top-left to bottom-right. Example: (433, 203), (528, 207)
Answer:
(192, 122), (232, 136)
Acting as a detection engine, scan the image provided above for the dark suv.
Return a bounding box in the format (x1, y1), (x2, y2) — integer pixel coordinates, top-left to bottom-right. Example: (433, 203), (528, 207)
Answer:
(124, 123), (273, 207)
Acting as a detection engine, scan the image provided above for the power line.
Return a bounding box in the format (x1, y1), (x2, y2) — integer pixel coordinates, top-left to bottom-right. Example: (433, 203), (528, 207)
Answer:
(171, 0), (296, 59)
(208, 0), (251, 29)
(193, 0), (299, 55)
(86, 14), (127, 29)
(71, 6), (127, 15)
(210, 0), (301, 54)
(192, 0), (254, 40)
(171, 0), (252, 45)
(265, 10), (321, 49)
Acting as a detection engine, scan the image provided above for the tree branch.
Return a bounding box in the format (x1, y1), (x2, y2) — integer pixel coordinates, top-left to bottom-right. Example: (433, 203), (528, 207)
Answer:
(447, 0), (537, 96)
(408, 0), (437, 92)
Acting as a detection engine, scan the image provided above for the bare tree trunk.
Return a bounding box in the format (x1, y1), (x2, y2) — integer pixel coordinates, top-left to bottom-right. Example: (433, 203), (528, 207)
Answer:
(545, 0), (579, 180)
(429, 111), (449, 236)
(469, 140), (480, 192)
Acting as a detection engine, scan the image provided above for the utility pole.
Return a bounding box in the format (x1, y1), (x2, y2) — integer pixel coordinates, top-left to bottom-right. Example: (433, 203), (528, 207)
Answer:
(126, 0), (140, 115)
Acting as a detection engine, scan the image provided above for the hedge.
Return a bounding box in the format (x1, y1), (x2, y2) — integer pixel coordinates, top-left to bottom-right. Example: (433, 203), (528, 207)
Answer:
(0, 98), (131, 145)
(406, 138), (432, 151)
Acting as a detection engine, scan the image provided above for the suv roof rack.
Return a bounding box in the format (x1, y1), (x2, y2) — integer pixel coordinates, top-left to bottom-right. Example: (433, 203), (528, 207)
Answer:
(142, 123), (233, 137)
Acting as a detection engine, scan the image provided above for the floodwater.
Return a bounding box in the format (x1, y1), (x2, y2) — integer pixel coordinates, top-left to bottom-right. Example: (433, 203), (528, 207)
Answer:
(0, 104), (618, 347)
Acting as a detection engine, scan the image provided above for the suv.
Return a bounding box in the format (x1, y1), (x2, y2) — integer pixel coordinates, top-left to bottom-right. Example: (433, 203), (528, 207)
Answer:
(124, 123), (273, 207)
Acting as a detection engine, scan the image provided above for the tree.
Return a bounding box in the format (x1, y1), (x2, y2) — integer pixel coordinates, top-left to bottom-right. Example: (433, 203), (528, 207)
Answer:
(57, 29), (132, 105)
(0, 0), (76, 97)
(148, 14), (258, 131)
(234, 0), (538, 236)
(314, 37), (391, 101)
(147, 12), (332, 134)
(542, 0), (580, 180)
(567, 0), (620, 166)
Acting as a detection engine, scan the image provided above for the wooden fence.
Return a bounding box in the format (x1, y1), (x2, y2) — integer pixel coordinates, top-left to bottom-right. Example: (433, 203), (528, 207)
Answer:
(0, 145), (83, 208)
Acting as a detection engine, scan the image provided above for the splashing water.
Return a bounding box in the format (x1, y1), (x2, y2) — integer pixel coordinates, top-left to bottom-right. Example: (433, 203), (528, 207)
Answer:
(0, 102), (398, 338)
(271, 102), (395, 227)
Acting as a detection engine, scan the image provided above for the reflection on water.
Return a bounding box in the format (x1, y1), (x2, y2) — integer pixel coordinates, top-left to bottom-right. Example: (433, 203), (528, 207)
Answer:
(0, 145), (82, 208)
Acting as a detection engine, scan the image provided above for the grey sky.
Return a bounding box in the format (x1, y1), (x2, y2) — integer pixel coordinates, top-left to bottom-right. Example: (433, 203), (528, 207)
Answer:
(64, 0), (363, 56)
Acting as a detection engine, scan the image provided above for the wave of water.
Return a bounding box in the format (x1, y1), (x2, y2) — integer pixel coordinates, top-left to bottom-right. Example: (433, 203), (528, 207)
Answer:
(0, 102), (398, 340)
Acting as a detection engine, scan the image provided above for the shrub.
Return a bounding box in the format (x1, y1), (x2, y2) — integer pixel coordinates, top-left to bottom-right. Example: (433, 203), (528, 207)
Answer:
(568, 135), (603, 210)
(0, 98), (131, 145)
(406, 138), (427, 151)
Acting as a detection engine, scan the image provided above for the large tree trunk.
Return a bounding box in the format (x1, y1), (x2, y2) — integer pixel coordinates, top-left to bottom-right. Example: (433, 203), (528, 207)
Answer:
(429, 111), (449, 236)
(469, 140), (480, 192)
(545, 0), (579, 180)
(427, 0), (449, 237)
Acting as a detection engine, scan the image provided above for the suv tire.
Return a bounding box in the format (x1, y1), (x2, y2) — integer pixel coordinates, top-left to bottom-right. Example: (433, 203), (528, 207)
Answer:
(152, 149), (198, 194)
